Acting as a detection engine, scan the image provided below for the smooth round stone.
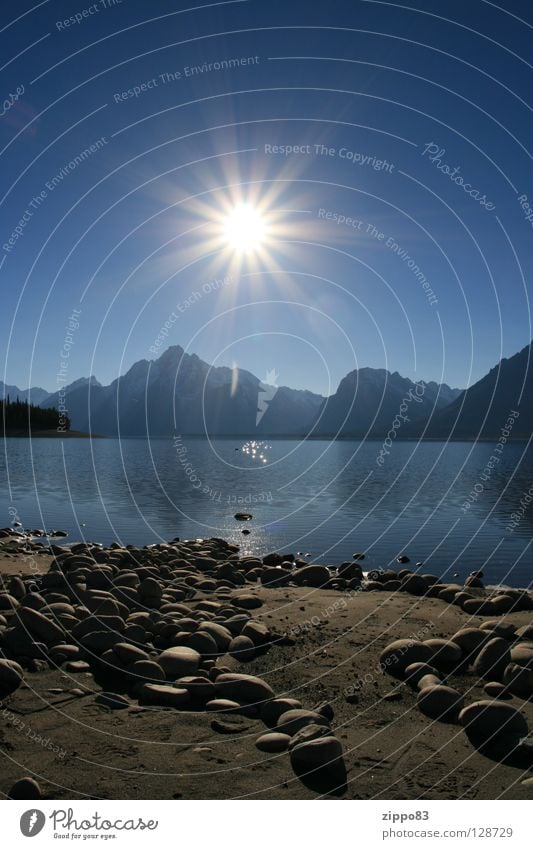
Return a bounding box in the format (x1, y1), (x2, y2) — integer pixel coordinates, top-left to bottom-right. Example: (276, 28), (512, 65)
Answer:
(288, 723), (331, 749)
(228, 635), (256, 662)
(0, 658), (23, 697)
(222, 614), (250, 636)
(480, 620), (516, 639)
(516, 625), (533, 641)
(49, 644), (80, 661)
(95, 692), (130, 710)
(72, 615), (125, 638)
(423, 639), (462, 667)
(417, 674), (442, 691)
(9, 777), (41, 800)
(180, 631), (219, 656)
(80, 631), (120, 653)
(241, 621), (270, 645)
(459, 700), (528, 741)
(290, 736), (343, 768)
(484, 681), (512, 699)
(261, 698), (303, 726)
(316, 702), (335, 721)
(404, 663), (441, 687)
(490, 595), (515, 614)
(198, 622), (232, 651)
(293, 565), (330, 588)
(417, 685), (464, 719)
(65, 660), (91, 673)
(138, 684), (190, 708)
(473, 638), (511, 681)
(158, 646), (201, 677)
(276, 709), (330, 736)
(450, 628), (489, 655)
(0, 593), (20, 610)
(260, 568), (292, 588)
(129, 660), (165, 684)
(175, 676), (215, 700)
(437, 585), (464, 603)
(379, 640), (434, 676)
(16, 607), (65, 643)
(510, 643), (533, 670)
(214, 673), (275, 704)
(206, 698), (242, 712)
(255, 732), (291, 752)
(399, 574), (427, 596)
(502, 662), (533, 697)
(113, 642), (150, 665)
(233, 595), (263, 610)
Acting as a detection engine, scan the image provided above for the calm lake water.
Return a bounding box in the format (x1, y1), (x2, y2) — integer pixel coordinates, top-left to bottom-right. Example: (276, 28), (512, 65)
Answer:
(1, 437), (533, 588)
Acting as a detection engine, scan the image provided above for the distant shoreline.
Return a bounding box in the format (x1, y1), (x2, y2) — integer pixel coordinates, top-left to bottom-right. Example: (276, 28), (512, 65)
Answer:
(4, 433), (528, 442)
(2, 430), (103, 438)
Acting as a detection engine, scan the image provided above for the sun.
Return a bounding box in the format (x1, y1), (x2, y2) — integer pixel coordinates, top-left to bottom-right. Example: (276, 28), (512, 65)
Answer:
(223, 203), (267, 254)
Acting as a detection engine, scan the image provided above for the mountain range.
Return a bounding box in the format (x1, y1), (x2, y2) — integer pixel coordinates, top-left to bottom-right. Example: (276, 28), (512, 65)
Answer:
(3, 342), (532, 439)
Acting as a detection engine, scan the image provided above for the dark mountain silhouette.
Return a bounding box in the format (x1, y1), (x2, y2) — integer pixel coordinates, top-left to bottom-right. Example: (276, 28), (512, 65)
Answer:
(406, 343), (533, 439)
(0, 381), (50, 406)
(38, 346), (325, 437)
(311, 368), (460, 437)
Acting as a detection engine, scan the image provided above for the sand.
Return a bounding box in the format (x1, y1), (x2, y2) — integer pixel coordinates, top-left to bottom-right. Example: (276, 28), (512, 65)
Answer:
(1, 545), (532, 800)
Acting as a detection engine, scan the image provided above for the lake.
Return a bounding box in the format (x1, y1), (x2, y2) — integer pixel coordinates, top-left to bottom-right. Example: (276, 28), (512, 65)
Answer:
(1, 437), (532, 588)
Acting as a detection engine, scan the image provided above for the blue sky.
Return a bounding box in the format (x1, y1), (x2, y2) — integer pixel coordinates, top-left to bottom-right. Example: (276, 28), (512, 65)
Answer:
(1, 0), (533, 397)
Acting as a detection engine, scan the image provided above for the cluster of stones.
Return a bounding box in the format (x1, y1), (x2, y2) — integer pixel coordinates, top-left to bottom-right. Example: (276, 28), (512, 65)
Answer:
(363, 567), (533, 615)
(0, 536), (348, 791)
(380, 620), (533, 753)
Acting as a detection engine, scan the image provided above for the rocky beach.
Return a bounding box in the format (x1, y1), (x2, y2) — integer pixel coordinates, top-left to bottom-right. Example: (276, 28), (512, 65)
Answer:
(0, 528), (532, 800)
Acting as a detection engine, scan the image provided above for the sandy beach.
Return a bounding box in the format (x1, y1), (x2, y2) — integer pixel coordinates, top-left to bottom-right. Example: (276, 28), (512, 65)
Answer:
(1, 535), (532, 801)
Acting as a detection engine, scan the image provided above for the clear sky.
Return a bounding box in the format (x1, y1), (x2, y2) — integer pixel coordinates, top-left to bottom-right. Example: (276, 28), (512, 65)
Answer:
(1, 0), (533, 397)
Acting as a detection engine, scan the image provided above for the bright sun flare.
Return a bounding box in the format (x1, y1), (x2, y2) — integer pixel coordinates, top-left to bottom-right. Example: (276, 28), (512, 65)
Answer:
(223, 203), (266, 254)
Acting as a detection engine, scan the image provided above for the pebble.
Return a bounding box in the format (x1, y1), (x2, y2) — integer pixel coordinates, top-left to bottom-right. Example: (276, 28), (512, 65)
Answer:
(158, 647), (201, 678)
(502, 662), (533, 697)
(510, 643), (533, 669)
(290, 736), (343, 769)
(276, 709), (330, 736)
(423, 639), (462, 667)
(293, 565), (330, 588)
(484, 681), (511, 699)
(459, 700), (528, 742)
(379, 639), (434, 676)
(450, 628), (489, 655)
(228, 635), (256, 662)
(404, 663), (441, 687)
(175, 676), (215, 700)
(95, 692), (130, 710)
(138, 684), (190, 708)
(473, 638), (511, 681)
(255, 732), (291, 752)
(9, 777), (42, 800)
(261, 698), (303, 726)
(417, 685), (464, 720)
(214, 673), (274, 704)
(0, 658), (23, 697)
